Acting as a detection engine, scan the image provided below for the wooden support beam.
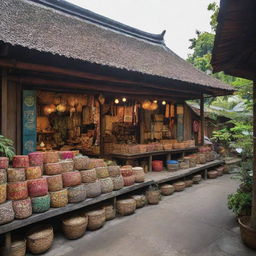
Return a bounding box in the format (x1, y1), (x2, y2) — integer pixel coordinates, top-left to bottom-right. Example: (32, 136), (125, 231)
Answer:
(200, 95), (205, 146)
(99, 103), (104, 157)
(0, 58), (220, 96)
(8, 76), (198, 100)
(1, 69), (8, 136)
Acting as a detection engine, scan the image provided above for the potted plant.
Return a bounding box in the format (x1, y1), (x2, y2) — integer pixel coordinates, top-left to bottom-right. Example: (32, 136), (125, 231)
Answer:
(0, 135), (15, 159)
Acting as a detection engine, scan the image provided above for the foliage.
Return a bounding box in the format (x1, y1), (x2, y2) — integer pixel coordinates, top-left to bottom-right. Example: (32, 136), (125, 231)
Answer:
(207, 2), (219, 32)
(0, 135), (15, 159)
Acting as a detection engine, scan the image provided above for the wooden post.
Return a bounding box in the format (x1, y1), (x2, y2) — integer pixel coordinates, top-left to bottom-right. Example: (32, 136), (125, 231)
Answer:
(200, 95), (205, 145)
(99, 104), (104, 157)
(1, 69), (8, 136)
(139, 109), (144, 144)
(3, 232), (11, 256)
(251, 81), (256, 228)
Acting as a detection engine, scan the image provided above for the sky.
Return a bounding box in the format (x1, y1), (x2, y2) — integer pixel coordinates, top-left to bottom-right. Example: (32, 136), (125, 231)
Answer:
(67, 0), (218, 59)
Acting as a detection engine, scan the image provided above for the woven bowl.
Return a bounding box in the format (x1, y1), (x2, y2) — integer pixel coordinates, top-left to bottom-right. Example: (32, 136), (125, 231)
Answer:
(86, 209), (106, 230)
(0, 200), (15, 225)
(96, 167), (109, 179)
(173, 182), (186, 192)
(146, 190), (161, 204)
(104, 205), (116, 221)
(62, 215), (88, 239)
(120, 166), (133, 177)
(29, 152), (44, 166)
(117, 199), (136, 215)
(25, 166), (42, 180)
(68, 184), (86, 203)
(46, 174), (63, 192)
(43, 151), (59, 164)
(27, 178), (48, 197)
(160, 184), (175, 196)
(132, 195), (147, 208)
(0, 183), (7, 204)
(60, 160), (74, 173)
(7, 168), (26, 182)
(208, 170), (218, 179)
(84, 180), (101, 198)
(62, 171), (82, 187)
(50, 189), (68, 208)
(7, 181), (28, 200)
(0, 157), (9, 169)
(100, 178), (114, 194)
(192, 174), (202, 184)
(123, 175), (136, 186)
(80, 169), (97, 183)
(108, 166), (120, 177)
(0, 169), (7, 184)
(12, 197), (32, 219)
(185, 180), (193, 187)
(44, 162), (62, 175)
(12, 155), (29, 168)
(31, 194), (50, 213)
(111, 175), (124, 190)
(73, 156), (89, 170)
(132, 167), (145, 183)
(27, 224), (54, 254)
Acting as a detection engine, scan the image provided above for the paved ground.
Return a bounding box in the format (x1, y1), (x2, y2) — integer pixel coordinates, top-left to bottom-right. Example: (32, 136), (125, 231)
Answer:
(39, 175), (255, 256)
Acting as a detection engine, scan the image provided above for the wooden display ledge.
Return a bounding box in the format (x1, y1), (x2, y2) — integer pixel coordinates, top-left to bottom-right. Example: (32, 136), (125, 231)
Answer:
(111, 147), (198, 171)
(0, 159), (223, 236)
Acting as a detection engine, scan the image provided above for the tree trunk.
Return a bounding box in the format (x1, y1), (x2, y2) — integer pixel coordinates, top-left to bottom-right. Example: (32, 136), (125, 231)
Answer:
(251, 81), (256, 228)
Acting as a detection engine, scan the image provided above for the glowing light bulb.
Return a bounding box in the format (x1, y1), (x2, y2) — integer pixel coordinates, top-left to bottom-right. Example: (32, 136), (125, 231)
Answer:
(162, 100), (166, 105)
(114, 99), (119, 104)
(122, 97), (127, 102)
(153, 100), (158, 103)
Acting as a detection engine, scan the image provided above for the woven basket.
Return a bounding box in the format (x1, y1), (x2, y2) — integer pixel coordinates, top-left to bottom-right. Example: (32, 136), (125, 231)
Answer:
(62, 171), (82, 187)
(222, 165), (229, 174)
(96, 167), (109, 179)
(132, 167), (145, 183)
(31, 194), (50, 213)
(131, 195), (147, 208)
(86, 209), (106, 230)
(7, 168), (26, 182)
(74, 156), (89, 170)
(27, 178), (48, 197)
(198, 154), (206, 164)
(50, 189), (68, 208)
(59, 151), (74, 160)
(108, 166), (120, 177)
(100, 178), (114, 194)
(173, 182), (186, 192)
(123, 175), (135, 186)
(111, 175), (124, 190)
(7, 181), (28, 200)
(43, 151), (59, 163)
(12, 197), (32, 219)
(216, 167), (224, 176)
(0, 201), (15, 225)
(208, 170), (218, 179)
(29, 152), (44, 166)
(0, 183), (7, 204)
(117, 199), (136, 215)
(146, 190), (161, 204)
(179, 161), (190, 169)
(185, 180), (193, 187)
(160, 184), (175, 196)
(192, 174), (202, 184)
(44, 162), (62, 175)
(81, 169), (97, 183)
(86, 158), (106, 169)
(120, 166), (133, 177)
(25, 166), (42, 180)
(0, 169), (7, 184)
(27, 224), (54, 254)
(46, 174), (63, 192)
(62, 215), (88, 239)
(12, 155), (29, 168)
(60, 160), (74, 173)
(8, 238), (26, 256)
(0, 157), (9, 169)
(167, 163), (179, 172)
(84, 180), (101, 198)
(104, 205), (116, 221)
(68, 184), (86, 203)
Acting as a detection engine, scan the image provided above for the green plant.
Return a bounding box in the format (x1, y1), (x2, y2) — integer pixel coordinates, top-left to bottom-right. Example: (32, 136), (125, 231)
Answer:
(228, 191), (252, 216)
(0, 135), (15, 159)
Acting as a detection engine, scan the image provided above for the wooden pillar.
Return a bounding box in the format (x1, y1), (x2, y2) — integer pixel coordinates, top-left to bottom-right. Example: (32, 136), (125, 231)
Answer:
(200, 95), (205, 146)
(1, 69), (8, 136)
(99, 104), (104, 157)
(251, 81), (256, 228)
(139, 108), (144, 144)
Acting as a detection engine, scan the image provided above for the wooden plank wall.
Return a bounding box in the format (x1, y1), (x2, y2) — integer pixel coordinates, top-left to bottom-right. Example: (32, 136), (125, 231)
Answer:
(183, 103), (192, 140)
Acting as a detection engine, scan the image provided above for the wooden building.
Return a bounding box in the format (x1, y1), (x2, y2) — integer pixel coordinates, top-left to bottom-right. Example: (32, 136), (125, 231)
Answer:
(0, 0), (234, 156)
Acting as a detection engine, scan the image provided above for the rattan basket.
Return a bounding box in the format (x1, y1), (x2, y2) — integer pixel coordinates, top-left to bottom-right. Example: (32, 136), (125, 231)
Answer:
(86, 209), (106, 230)
(185, 180), (193, 187)
(160, 184), (175, 196)
(146, 190), (161, 204)
(104, 205), (116, 221)
(173, 182), (186, 192)
(131, 195), (147, 208)
(117, 199), (136, 216)
(27, 224), (54, 254)
(192, 174), (202, 184)
(208, 170), (218, 179)
(62, 215), (88, 239)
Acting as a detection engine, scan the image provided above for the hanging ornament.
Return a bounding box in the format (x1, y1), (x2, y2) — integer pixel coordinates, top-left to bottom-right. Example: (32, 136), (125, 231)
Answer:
(162, 100), (167, 105)
(56, 103), (67, 113)
(122, 97), (127, 102)
(114, 99), (119, 104)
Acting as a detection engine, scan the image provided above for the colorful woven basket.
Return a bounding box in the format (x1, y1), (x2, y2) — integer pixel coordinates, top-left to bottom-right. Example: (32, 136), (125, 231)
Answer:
(123, 175), (136, 186)
(68, 184), (86, 203)
(104, 205), (116, 221)
(146, 190), (161, 204)
(12, 155), (29, 168)
(160, 184), (175, 196)
(100, 178), (114, 194)
(7, 181), (28, 200)
(0, 183), (7, 204)
(28, 152), (44, 166)
(7, 168), (26, 182)
(59, 151), (74, 160)
(132, 195), (147, 208)
(132, 167), (145, 183)
(50, 189), (68, 208)
(84, 180), (101, 198)
(44, 162), (62, 175)
(43, 151), (59, 164)
(86, 209), (106, 230)
(12, 197), (32, 219)
(27, 178), (48, 197)
(111, 175), (124, 190)
(31, 194), (50, 213)
(0, 157), (9, 169)
(120, 165), (133, 177)
(185, 180), (193, 187)
(173, 181), (186, 191)
(108, 166), (120, 177)
(0, 169), (7, 184)
(80, 169), (97, 183)
(96, 167), (109, 179)
(60, 160), (74, 173)
(46, 174), (63, 192)
(117, 199), (136, 215)
(0, 200), (15, 225)
(62, 171), (82, 187)
(73, 156), (89, 170)
(25, 166), (42, 180)
(193, 174), (202, 184)
(208, 170), (218, 179)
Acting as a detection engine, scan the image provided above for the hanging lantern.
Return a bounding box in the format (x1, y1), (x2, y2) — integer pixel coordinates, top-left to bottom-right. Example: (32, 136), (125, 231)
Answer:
(43, 104), (56, 115)
(153, 100), (158, 103)
(162, 100), (167, 105)
(122, 97), (127, 102)
(98, 94), (105, 105)
(56, 103), (67, 113)
(150, 102), (158, 111)
(142, 100), (151, 110)
(76, 103), (83, 112)
(114, 99), (119, 104)
(70, 107), (76, 113)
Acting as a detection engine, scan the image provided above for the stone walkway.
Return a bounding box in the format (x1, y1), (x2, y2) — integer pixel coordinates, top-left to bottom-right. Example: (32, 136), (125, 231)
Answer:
(38, 175), (255, 256)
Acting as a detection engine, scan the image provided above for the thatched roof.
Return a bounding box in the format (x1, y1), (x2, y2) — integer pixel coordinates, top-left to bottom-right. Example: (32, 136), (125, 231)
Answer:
(212, 0), (256, 80)
(1, 0), (234, 94)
